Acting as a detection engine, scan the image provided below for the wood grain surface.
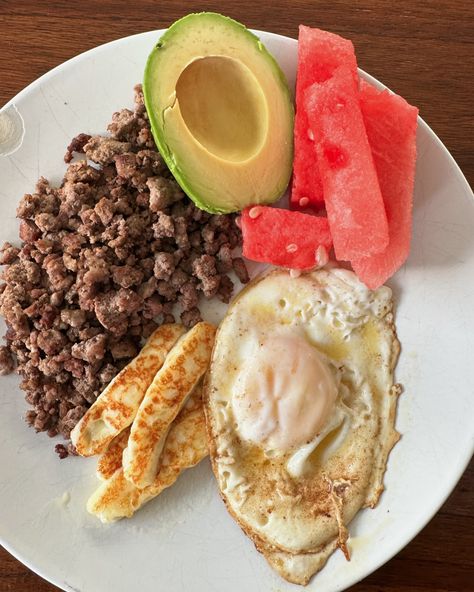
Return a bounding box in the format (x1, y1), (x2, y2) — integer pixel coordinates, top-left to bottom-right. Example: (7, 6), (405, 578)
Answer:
(0, 1), (472, 591)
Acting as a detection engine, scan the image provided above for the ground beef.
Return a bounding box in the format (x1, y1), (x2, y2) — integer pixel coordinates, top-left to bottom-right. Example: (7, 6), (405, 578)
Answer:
(0, 345), (14, 375)
(153, 252), (175, 280)
(147, 176), (184, 211)
(0, 84), (247, 457)
(232, 257), (250, 285)
(0, 242), (20, 265)
(64, 133), (92, 164)
(83, 136), (132, 165)
(71, 334), (107, 364)
(109, 339), (138, 360)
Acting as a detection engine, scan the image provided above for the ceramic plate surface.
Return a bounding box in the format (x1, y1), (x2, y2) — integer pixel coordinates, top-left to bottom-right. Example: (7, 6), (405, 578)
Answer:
(0, 29), (473, 592)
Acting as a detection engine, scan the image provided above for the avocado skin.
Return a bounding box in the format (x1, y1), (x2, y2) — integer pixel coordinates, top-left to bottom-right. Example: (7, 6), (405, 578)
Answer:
(143, 12), (294, 214)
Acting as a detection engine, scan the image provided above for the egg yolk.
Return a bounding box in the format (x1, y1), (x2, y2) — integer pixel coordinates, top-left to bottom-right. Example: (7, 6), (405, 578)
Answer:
(232, 334), (338, 451)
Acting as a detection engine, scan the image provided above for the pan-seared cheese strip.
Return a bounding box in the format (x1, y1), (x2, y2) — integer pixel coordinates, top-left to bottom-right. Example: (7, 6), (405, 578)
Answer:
(95, 383), (204, 481)
(96, 427), (131, 481)
(122, 322), (216, 488)
(180, 381), (204, 414)
(87, 406), (208, 523)
(71, 324), (186, 456)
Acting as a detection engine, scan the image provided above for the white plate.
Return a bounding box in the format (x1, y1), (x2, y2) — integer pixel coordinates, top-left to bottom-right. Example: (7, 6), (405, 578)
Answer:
(0, 29), (473, 592)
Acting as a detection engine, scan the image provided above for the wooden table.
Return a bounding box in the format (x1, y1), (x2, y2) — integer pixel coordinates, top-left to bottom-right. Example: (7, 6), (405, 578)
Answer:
(0, 1), (472, 591)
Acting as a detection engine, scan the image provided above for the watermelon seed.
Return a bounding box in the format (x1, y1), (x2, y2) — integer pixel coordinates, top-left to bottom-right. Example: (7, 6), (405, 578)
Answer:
(286, 243), (298, 253)
(235, 215), (242, 229)
(248, 206), (263, 219)
(315, 245), (329, 268)
(299, 197), (310, 207)
(329, 97), (346, 113)
(289, 269), (301, 279)
(307, 129), (315, 141)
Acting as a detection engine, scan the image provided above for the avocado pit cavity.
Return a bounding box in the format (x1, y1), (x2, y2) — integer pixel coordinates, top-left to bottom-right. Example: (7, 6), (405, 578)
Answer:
(175, 56), (267, 163)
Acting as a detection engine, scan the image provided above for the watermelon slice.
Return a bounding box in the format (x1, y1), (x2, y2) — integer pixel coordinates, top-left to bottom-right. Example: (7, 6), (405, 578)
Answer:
(304, 66), (389, 261)
(351, 81), (418, 289)
(290, 26), (358, 212)
(241, 206), (333, 269)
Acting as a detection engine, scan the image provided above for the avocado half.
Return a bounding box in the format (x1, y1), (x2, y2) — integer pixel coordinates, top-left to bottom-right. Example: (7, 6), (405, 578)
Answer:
(143, 12), (294, 214)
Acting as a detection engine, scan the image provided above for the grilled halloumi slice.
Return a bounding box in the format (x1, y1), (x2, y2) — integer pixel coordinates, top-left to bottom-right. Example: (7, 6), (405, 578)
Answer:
(71, 324), (186, 456)
(122, 322), (216, 488)
(87, 406), (208, 523)
(96, 426), (131, 481)
(96, 383), (204, 481)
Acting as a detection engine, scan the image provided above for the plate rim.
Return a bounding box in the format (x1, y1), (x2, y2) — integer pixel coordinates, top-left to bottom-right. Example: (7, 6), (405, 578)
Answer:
(0, 26), (473, 592)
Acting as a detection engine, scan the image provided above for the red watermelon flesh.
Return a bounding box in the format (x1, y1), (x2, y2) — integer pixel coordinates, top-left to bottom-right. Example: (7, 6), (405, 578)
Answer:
(304, 66), (389, 261)
(241, 206), (333, 270)
(290, 26), (358, 212)
(351, 81), (418, 289)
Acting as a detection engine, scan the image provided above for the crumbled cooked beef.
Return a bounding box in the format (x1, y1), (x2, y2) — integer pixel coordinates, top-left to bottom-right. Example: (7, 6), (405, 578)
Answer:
(107, 109), (138, 140)
(94, 197), (115, 226)
(232, 257), (250, 284)
(157, 280), (177, 301)
(153, 212), (175, 238)
(143, 295), (163, 319)
(153, 252), (175, 281)
(137, 276), (157, 299)
(135, 150), (168, 179)
(37, 329), (67, 356)
(111, 265), (144, 288)
(64, 133), (92, 163)
(83, 136), (132, 165)
(170, 269), (188, 290)
(114, 153), (137, 180)
(0, 243), (20, 265)
(0, 346), (14, 375)
(44, 254), (74, 291)
(109, 339), (138, 360)
(215, 243), (233, 273)
(193, 254), (221, 297)
(178, 282), (199, 311)
(54, 443), (69, 459)
(193, 254), (217, 279)
(217, 274), (235, 304)
(147, 176), (184, 211)
(133, 83), (146, 114)
(71, 334), (107, 363)
(99, 363), (117, 385)
(60, 308), (87, 328)
(19, 220), (41, 243)
(0, 84), (248, 457)
(180, 308), (202, 328)
(93, 292), (128, 336)
(63, 161), (101, 185)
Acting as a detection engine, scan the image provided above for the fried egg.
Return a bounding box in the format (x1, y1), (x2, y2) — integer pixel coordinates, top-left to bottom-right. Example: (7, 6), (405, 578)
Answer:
(204, 266), (401, 585)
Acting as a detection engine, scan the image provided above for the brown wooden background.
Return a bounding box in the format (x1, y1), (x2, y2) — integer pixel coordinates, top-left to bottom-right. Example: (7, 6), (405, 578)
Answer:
(0, 1), (472, 591)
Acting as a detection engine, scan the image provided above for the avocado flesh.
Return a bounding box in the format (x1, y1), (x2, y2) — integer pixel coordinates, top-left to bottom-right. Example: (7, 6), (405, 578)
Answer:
(143, 12), (294, 214)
